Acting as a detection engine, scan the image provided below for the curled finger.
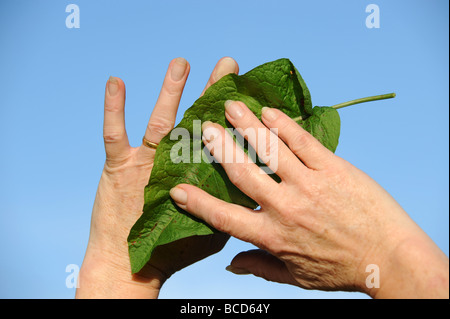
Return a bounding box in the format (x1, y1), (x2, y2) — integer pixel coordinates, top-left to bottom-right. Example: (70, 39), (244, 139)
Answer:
(170, 184), (266, 247)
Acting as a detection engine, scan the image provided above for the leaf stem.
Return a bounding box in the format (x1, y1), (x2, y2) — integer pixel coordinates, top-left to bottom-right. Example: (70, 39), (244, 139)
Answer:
(331, 92), (396, 110)
(292, 92), (396, 122)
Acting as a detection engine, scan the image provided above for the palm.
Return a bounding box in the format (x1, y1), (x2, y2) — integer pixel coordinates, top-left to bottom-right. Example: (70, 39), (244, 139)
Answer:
(116, 147), (229, 278)
(95, 57), (239, 280)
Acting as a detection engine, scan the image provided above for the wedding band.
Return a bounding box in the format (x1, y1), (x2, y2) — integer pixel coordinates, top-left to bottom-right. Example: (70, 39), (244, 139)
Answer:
(142, 137), (159, 149)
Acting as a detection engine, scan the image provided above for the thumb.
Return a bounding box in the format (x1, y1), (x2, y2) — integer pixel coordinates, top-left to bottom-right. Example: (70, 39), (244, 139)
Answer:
(226, 249), (298, 286)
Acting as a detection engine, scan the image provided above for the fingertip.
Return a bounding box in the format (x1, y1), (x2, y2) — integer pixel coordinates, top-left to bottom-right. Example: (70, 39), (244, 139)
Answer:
(171, 183), (192, 192)
(107, 75), (125, 86)
(169, 186), (188, 208)
(223, 56), (239, 74)
(201, 121), (223, 145)
(201, 121), (223, 136)
(200, 57), (238, 96)
(201, 120), (214, 132)
(214, 56), (238, 80)
(104, 76), (125, 110)
(261, 107), (281, 123)
(261, 107), (305, 134)
(225, 265), (251, 275)
(170, 57), (189, 82)
(106, 76), (122, 97)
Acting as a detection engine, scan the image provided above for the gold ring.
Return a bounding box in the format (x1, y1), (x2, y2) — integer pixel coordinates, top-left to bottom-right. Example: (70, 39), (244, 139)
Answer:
(142, 137), (159, 149)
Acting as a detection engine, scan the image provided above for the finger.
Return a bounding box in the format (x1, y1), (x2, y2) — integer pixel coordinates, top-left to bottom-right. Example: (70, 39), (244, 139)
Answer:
(140, 58), (190, 158)
(226, 249), (298, 286)
(202, 121), (279, 208)
(200, 57), (239, 96)
(103, 76), (130, 163)
(169, 184), (266, 247)
(224, 100), (307, 181)
(261, 107), (334, 170)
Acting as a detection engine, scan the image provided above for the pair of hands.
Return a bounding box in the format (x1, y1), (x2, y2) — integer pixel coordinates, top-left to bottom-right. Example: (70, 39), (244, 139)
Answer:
(76, 57), (449, 299)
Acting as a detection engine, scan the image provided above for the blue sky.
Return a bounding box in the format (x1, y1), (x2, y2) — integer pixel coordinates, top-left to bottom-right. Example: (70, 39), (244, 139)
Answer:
(0, 0), (448, 299)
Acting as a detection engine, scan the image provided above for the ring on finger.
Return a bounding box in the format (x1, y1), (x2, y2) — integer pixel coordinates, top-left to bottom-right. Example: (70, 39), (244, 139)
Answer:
(142, 137), (159, 149)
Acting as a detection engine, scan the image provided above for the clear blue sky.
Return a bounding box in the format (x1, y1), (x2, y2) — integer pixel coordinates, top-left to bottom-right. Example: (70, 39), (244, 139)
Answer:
(0, 0), (448, 299)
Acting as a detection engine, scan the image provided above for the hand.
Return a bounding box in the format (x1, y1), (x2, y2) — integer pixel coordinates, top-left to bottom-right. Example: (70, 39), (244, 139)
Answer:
(170, 100), (449, 298)
(76, 57), (239, 299)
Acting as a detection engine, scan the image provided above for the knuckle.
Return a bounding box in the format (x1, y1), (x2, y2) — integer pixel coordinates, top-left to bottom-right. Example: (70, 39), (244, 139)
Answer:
(259, 132), (279, 164)
(290, 132), (312, 153)
(104, 152), (130, 168)
(327, 162), (351, 186)
(333, 157), (352, 174)
(104, 102), (123, 113)
(227, 164), (252, 187)
(147, 118), (174, 136)
(258, 229), (284, 255)
(256, 231), (273, 251)
(209, 209), (230, 233)
(301, 181), (321, 202)
(240, 115), (257, 131)
(103, 131), (125, 143)
(188, 192), (203, 212)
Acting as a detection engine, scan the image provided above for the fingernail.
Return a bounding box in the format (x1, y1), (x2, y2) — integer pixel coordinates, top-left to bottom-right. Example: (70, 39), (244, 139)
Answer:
(170, 187), (187, 207)
(202, 121), (221, 143)
(214, 57), (237, 80)
(201, 120), (213, 131)
(261, 107), (278, 122)
(171, 57), (187, 81)
(225, 100), (244, 119)
(107, 76), (119, 96)
(225, 265), (251, 275)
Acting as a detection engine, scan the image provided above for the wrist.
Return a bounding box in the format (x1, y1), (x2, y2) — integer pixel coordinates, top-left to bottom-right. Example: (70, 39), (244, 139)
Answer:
(362, 232), (449, 299)
(76, 245), (165, 299)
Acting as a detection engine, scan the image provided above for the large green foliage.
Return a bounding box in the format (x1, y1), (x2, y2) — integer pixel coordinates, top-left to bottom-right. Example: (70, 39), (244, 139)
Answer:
(128, 58), (340, 273)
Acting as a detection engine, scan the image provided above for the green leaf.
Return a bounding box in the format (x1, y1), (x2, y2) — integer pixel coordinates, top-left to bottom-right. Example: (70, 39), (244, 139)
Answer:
(297, 106), (340, 153)
(127, 58), (340, 273)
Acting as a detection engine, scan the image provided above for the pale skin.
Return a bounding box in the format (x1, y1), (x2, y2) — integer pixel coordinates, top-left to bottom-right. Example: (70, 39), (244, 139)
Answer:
(170, 101), (449, 299)
(76, 57), (238, 298)
(78, 57), (449, 299)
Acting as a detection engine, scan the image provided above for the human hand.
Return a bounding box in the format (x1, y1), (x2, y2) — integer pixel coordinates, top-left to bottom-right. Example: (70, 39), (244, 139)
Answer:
(76, 57), (239, 299)
(170, 100), (449, 298)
